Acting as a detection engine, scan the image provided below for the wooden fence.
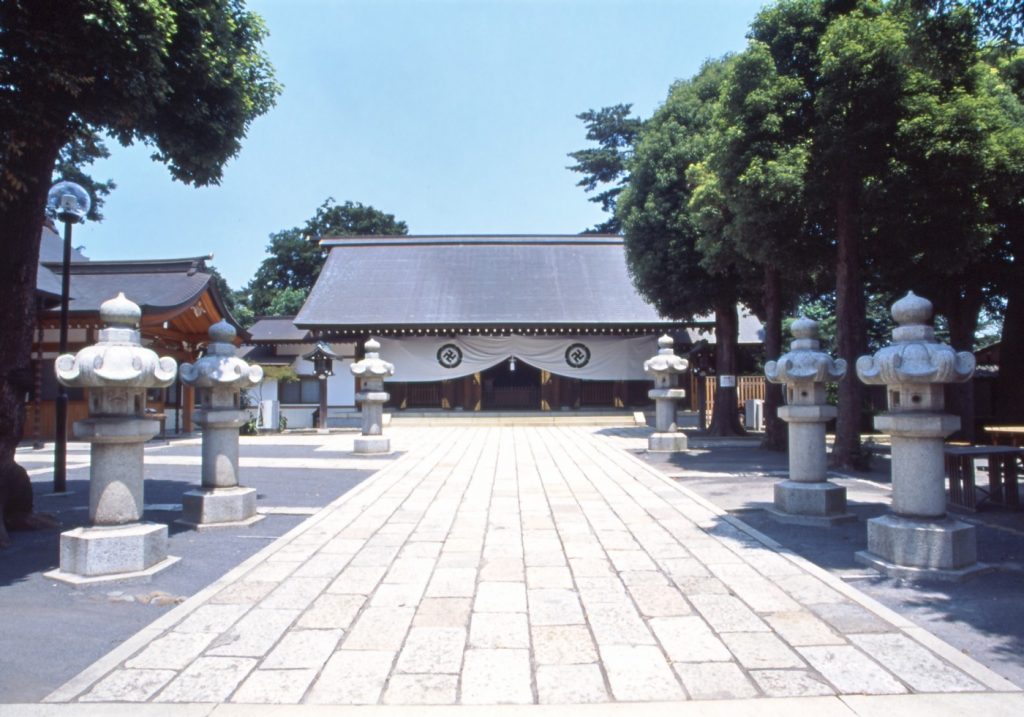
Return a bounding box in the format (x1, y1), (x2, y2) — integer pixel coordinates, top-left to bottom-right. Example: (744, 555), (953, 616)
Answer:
(701, 375), (766, 429)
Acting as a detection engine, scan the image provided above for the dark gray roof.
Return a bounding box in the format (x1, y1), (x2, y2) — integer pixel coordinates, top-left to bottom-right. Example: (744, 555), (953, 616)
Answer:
(296, 235), (680, 332)
(237, 344), (294, 365)
(40, 257), (213, 315)
(36, 264), (63, 299)
(38, 224), (90, 264)
(247, 317), (312, 343)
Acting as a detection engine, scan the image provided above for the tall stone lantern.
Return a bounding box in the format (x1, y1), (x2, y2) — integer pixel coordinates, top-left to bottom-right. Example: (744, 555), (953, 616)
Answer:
(855, 292), (981, 579)
(764, 317), (853, 525)
(644, 335), (689, 452)
(350, 338), (394, 454)
(49, 293), (177, 581)
(179, 320), (264, 528)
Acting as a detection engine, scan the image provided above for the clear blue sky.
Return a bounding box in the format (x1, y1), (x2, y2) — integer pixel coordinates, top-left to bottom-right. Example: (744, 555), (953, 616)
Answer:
(73, 0), (767, 290)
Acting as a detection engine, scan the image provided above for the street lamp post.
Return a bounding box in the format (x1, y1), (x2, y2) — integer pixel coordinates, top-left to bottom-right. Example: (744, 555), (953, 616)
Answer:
(46, 181), (90, 493)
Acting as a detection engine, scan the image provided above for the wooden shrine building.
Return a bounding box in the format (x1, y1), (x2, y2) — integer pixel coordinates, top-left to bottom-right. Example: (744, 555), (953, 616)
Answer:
(284, 235), (708, 414)
(25, 224), (244, 440)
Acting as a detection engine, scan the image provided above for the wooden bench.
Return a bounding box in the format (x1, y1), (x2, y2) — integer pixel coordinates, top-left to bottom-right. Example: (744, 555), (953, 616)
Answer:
(945, 445), (1022, 511)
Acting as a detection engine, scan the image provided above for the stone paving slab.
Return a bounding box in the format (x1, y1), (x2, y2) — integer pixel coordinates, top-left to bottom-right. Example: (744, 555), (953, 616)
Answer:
(42, 426), (1021, 707)
(8, 693), (1024, 715)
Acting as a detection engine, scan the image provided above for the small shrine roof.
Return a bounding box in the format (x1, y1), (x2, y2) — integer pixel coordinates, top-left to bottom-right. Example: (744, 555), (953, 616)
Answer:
(247, 316), (312, 343)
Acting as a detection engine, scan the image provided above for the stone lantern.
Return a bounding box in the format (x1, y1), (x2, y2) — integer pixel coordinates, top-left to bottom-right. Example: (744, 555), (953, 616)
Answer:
(303, 341), (341, 431)
(350, 338), (394, 454)
(179, 320), (264, 528)
(764, 317), (853, 525)
(855, 292), (981, 579)
(49, 293), (177, 581)
(644, 335), (689, 452)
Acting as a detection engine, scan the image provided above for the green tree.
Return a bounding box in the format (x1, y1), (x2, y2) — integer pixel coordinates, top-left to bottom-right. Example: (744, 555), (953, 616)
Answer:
(0, 0), (279, 534)
(567, 104), (642, 234)
(245, 199), (407, 316)
(984, 48), (1024, 422)
(52, 133), (116, 222)
(618, 59), (750, 435)
(690, 40), (824, 450)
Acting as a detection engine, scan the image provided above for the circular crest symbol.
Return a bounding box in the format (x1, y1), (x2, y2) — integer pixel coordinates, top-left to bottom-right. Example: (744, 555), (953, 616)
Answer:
(565, 343), (591, 369)
(437, 343), (463, 369)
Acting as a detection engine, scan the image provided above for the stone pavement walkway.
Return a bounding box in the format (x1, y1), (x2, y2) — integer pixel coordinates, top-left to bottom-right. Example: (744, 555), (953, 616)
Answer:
(34, 426), (1023, 712)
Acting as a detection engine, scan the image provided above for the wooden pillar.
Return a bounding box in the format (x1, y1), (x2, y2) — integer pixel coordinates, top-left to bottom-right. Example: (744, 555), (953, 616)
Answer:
(441, 379), (455, 410)
(540, 370), (553, 411)
(613, 380), (626, 408)
(568, 379), (581, 409)
(317, 376), (328, 430)
(32, 315), (44, 448)
(393, 382), (408, 410)
(471, 372), (482, 411)
(183, 384), (195, 432)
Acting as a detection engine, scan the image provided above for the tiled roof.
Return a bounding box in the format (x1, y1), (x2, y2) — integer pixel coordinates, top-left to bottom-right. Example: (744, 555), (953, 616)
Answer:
(296, 235), (681, 332)
(247, 317), (312, 343)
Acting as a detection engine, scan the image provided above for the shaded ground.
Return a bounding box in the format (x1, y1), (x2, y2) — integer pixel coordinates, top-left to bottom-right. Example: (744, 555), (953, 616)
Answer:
(0, 436), (382, 702)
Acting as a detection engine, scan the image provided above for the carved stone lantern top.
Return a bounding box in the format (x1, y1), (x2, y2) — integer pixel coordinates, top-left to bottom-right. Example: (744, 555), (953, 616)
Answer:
(644, 335), (689, 375)
(765, 317), (847, 387)
(644, 336), (689, 393)
(180, 320), (263, 391)
(856, 292), (975, 388)
(55, 293), (176, 389)
(351, 338), (395, 380)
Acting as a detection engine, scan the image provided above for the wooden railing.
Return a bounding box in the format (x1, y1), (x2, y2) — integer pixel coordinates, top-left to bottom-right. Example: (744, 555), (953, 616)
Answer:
(702, 375), (766, 428)
(489, 386), (541, 410)
(22, 401), (90, 442)
(580, 381), (614, 407)
(406, 382), (441, 408)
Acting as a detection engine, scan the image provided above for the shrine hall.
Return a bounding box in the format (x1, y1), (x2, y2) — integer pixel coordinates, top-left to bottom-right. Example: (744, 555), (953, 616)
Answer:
(246, 235), (730, 426)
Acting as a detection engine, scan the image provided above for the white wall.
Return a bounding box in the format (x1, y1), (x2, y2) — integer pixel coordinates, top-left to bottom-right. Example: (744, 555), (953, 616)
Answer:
(244, 341), (358, 430)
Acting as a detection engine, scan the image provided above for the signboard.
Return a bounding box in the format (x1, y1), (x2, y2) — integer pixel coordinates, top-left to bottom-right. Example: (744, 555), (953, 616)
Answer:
(719, 375), (736, 388)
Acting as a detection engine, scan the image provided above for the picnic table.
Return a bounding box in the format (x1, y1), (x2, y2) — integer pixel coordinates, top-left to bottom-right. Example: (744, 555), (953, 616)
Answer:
(945, 444), (1022, 511)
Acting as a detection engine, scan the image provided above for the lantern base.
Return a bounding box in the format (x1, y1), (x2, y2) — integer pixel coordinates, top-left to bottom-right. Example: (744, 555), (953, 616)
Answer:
(354, 436), (391, 454)
(179, 486), (261, 529)
(856, 514), (985, 580)
(50, 522), (174, 582)
(648, 432), (688, 452)
(767, 480), (855, 526)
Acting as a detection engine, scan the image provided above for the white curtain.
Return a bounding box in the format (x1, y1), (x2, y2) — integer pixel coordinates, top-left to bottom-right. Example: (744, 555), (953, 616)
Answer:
(376, 335), (660, 382)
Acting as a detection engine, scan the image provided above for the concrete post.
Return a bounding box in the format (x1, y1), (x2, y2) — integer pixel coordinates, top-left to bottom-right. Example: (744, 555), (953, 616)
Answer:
(644, 335), (689, 452)
(179, 320), (264, 528)
(351, 338), (394, 454)
(48, 293), (177, 582)
(855, 292), (984, 580)
(765, 317), (853, 525)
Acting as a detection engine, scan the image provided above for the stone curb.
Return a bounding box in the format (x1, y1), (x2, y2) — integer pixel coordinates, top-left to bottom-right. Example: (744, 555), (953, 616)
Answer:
(8, 692), (1024, 716)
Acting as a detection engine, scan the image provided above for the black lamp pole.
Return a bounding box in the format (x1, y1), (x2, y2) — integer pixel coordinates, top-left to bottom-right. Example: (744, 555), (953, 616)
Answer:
(47, 181), (90, 494)
(54, 215), (73, 493)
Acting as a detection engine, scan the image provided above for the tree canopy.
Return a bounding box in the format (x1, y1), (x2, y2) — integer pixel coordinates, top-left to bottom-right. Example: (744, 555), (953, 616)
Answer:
(0, 0), (279, 528)
(604, 0), (1024, 452)
(567, 104), (642, 234)
(244, 199), (408, 318)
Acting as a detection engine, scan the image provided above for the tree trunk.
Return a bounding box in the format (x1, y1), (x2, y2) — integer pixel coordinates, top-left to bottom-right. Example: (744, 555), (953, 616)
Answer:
(995, 255), (1024, 424)
(830, 184), (867, 470)
(707, 298), (746, 436)
(760, 267), (787, 451)
(0, 135), (63, 535)
(937, 284), (982, 443)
